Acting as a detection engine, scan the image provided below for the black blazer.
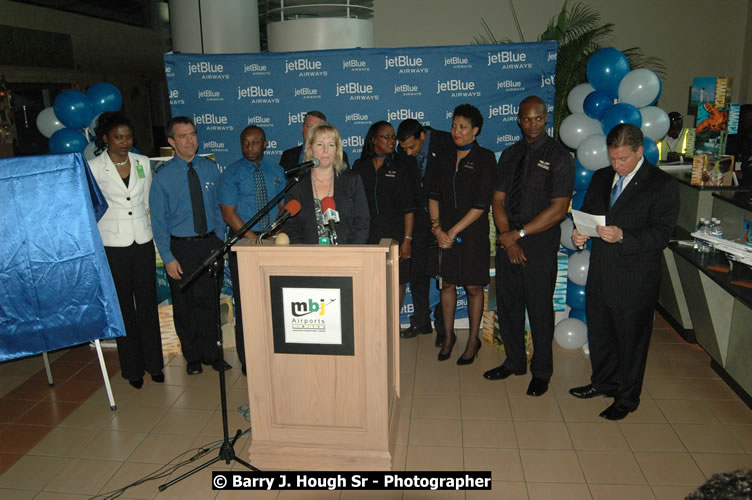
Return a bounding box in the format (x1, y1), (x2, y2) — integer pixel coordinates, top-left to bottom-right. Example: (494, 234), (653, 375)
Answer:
(280, 145), (350, 178)
(581, 161), (679, 310)
(283, 169), (370, 244)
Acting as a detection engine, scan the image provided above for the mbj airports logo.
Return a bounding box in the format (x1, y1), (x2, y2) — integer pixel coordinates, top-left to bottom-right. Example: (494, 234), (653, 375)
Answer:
(384, 55), (428, 74)
(285, 58), (327, 77)
(187, 61), (229, 80)
(283, 287), (342, 342)
(335, 82), (378, 101)
(342, 58), (369, 72)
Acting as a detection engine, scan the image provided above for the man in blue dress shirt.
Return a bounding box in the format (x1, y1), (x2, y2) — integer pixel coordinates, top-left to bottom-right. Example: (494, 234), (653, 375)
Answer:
(150, 116), (228, 375)
(218, 125), (285, 375)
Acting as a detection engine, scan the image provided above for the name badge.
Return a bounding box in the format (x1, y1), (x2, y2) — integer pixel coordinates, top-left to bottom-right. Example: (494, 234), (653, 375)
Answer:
(135, 162), (146, 178)
(385, 172), (396, 178)
(463, 161), (475, 170)
(537, 160), (550, 170)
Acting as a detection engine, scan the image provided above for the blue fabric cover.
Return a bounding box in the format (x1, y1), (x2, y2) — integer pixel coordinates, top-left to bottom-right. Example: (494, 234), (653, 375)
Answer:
(0, 153), (125, 362)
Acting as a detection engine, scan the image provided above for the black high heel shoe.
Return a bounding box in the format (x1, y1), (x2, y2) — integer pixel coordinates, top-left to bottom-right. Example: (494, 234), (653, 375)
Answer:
(457, 340), (481, 366)
(437, 332), (457, 361)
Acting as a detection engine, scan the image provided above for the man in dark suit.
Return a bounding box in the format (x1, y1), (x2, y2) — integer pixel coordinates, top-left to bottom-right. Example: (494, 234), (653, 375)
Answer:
(569, 123), (679, 420)
(396, 119), (455, 346)
(279, 110), (348, 177)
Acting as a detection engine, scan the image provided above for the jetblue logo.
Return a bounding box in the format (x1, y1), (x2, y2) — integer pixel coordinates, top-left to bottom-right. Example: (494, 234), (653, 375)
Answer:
(237, 86), (279, 104)
(497, 80), (523, 91)
(247, 115), (271, 125)
(387, 109), (424, 122)
(164, 66), (173, 78)
(168, 88), (184, 105)
(488, 104), (519, 121)
(285, 58), (327, 76)
(394, 84), (421, 96)
(287, 111), (306, 126)
(198, 89), (222, 102)
(384, 55), (428, 74)
(345, 113), (369, 123)
(541, 75), (555, 87)
(193, 113), (228, 125)
(487, 51), (532, 69)
(496, 134), (521, 144)
(335, 82), (378, 101)
(203, 140), (225, 149)
(188, 62), (228, 80)
(244, 63), (268, 73)
(342, 59), (368, 71)
(341, 135), (365, 148)
(436, 79), (480, 97)
(444, 56), (470, 68)
(294, 87), (320, 98)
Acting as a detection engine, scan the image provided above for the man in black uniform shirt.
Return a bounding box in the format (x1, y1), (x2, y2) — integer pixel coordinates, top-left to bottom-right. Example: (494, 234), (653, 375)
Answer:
(483, 96), (574, 397)
(279, 110), (349, 177)
(396, 119), (455, 346)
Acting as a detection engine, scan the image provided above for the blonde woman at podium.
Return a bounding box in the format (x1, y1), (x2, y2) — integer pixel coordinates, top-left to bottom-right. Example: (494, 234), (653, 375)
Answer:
(283, 122), (369, 244)
(89, 112), (164, 389)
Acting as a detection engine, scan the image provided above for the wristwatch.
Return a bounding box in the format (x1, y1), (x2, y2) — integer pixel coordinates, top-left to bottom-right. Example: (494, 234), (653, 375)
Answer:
(518, 228), (526, 239)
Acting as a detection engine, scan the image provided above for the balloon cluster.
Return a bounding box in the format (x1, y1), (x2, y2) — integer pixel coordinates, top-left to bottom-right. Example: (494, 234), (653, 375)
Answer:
(555, 48), (668, 351)
(36, 83), (123, 158)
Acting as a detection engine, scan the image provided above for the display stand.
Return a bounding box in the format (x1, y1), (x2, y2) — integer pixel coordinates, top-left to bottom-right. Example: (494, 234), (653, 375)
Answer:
(234, 239), (400, 470)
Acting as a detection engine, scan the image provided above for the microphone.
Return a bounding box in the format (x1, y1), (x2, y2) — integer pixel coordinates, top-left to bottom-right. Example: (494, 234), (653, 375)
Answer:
(286, 157), (320, 176)
(320, 196), (339, 245)
(255, 199), (301, 242)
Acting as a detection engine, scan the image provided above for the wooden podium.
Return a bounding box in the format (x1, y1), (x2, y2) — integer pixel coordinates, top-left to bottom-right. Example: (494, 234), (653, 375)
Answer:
(233, 239), (400, 470)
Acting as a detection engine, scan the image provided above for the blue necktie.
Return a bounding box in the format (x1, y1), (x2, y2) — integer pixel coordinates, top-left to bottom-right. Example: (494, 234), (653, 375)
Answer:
(610, 175), (625, 208)
(254, 164), (270, 228)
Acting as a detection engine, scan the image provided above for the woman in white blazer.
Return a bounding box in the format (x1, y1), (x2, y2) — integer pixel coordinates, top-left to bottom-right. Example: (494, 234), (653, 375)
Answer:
(89, 112), (163, 389)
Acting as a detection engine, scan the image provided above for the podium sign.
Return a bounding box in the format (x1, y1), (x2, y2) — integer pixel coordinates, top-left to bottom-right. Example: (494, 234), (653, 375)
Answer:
(234, 240), (400, 470)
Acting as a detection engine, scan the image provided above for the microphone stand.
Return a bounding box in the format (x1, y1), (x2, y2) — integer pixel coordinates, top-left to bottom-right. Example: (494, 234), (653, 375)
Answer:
(160, 168), (312, 491)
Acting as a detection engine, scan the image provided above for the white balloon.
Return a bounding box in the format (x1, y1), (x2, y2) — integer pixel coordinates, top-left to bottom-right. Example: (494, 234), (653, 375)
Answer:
(618, 69), (661, 108)
(576, 134), (609, 171)
(88, 112), (103, 137)
(640, 106), (671, 142)
(83, 141), (100, 161)
(567, 83), (595, 114)
(567, 249), (591, 286)
(36, 107), (65, 138)
(559, 113), (603, 150)
(554, 318), (588, 350)
(560, 217), (576, 250)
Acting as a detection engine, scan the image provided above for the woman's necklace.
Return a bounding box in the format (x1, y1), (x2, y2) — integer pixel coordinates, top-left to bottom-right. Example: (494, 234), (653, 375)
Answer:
(109, 154), (129, 167)
(311, 171), (333, 199)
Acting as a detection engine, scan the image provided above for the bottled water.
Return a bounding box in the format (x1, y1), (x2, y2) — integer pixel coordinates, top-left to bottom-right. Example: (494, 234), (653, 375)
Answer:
(694, 218), (707, 251)
(698, 218), (712, 254)
(711, 218), (724, 239)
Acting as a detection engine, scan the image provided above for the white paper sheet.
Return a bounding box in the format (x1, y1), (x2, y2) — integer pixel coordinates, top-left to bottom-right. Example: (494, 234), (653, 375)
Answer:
(571, 210), (606, 238)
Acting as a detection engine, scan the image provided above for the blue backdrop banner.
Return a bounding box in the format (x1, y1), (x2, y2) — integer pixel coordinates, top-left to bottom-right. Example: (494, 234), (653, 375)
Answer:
(164, 42), (558, 165)
(0, 153), (125, 362)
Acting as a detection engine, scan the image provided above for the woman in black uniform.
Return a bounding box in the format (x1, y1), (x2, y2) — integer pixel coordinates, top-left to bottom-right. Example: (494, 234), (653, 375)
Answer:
(352, 121), (416, 307)
(427, 104), (494, 364)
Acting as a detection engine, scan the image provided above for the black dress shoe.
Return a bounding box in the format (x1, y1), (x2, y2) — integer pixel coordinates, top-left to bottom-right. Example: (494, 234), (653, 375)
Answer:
(150, 372), (165, 383)
(569, 384), (617, 399)
(457, 341), (481, 366)
(599, 403), (634, 421)
(211, 359), (232, 372)
(128, 378), (144, 389)
(186, 361), (203, 375)
(400, 324), (433, 338)
(526, 378), (549, 397)
(437, 332), (457, 361)
(482, 364), (526, 380)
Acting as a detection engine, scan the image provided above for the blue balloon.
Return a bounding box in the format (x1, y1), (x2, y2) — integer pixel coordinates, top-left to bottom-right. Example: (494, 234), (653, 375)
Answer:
(586, 48), (630, 98)
(643, 136), (659, 165)
(583, 90), (613, 120)
(53, 90), (94, 130)
(49, 128), (88, 153)
(601, 103), (642, 135)
(569, 308), (587, 323)
(86, 82), (123, 115)
(566, 280), (587, 310)
(571, 190), (586, 211)
(574, 158), (595, 192)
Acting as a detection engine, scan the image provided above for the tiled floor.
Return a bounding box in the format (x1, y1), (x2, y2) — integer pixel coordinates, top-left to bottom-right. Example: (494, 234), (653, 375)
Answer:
(1, 313), (751, 499)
